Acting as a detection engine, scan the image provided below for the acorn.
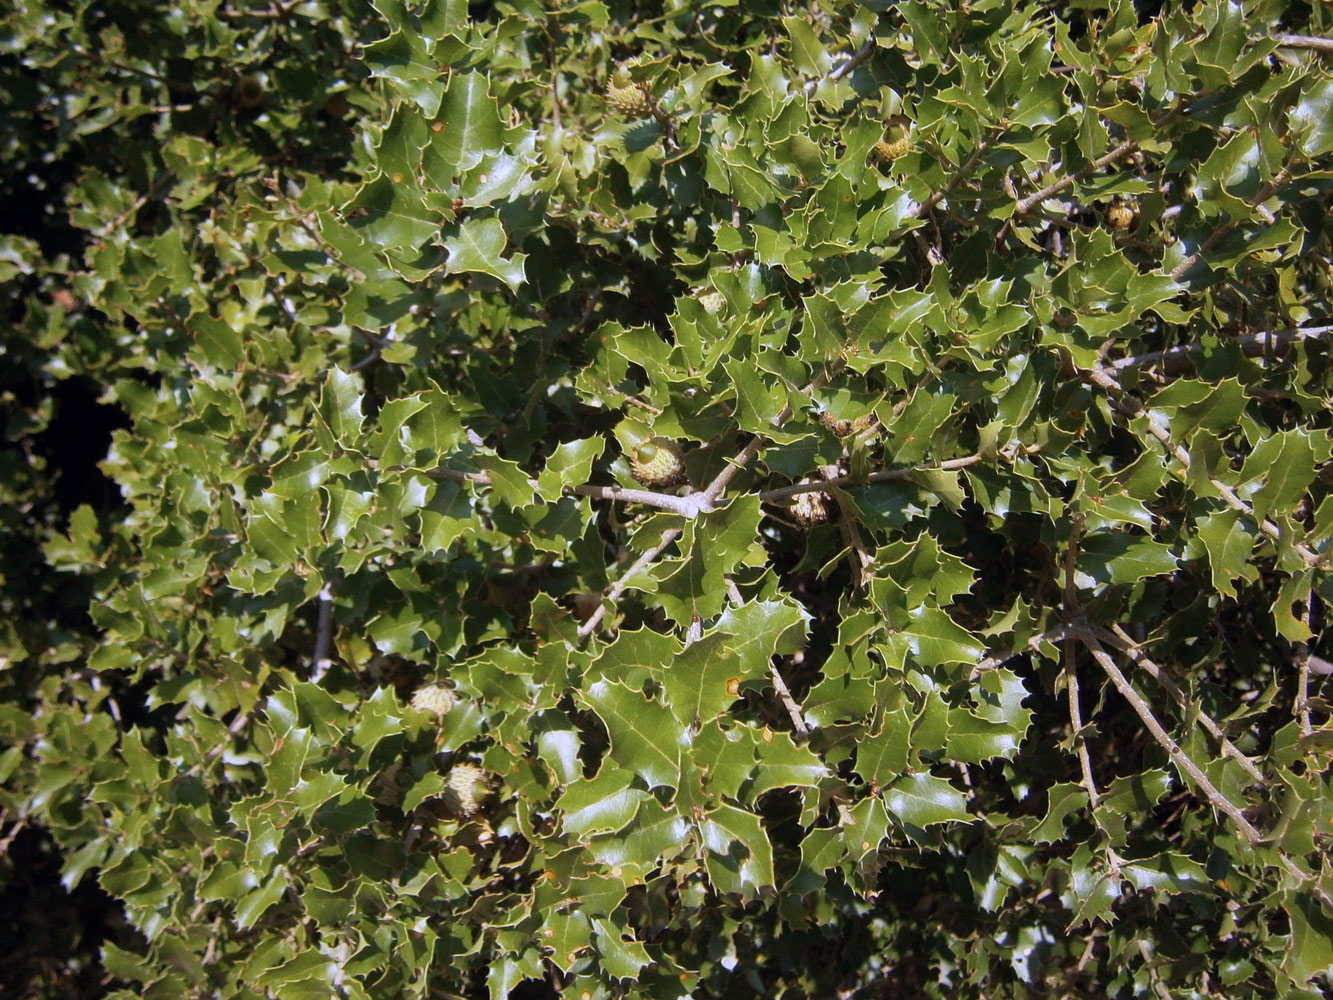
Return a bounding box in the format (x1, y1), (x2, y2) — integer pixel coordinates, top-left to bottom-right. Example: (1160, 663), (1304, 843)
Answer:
(607, 65), (656, 117)
(232, 73), (265, 109)
(1106, 198), (1137, 232)
(820, 411), (878, 437)
(630, 437), (688, 488)
(446, 764), (489, 816)
(871, 120), (912, 163)
(791, 486), (834, 526)
(409, 682), (457, 717)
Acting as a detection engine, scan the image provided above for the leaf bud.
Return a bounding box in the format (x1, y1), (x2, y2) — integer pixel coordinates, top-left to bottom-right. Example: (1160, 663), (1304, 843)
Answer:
(630, 436), (688, 488)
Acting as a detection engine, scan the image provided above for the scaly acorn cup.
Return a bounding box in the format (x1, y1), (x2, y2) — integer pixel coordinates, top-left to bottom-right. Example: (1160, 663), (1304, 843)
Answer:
(791, 485), (834, 526)
(446, 764), (488, 816)
(871, 120), (912, 163)
(820, 411), (879, 437)
(607, 65), (656, 117)
(409, 683), (456, 717)
(630, 436), (688, 488)
(1106, 198), (1138, 231)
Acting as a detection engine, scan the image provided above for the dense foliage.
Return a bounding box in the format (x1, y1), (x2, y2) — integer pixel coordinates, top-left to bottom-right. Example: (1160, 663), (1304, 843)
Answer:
(3, 0), (1333, 996)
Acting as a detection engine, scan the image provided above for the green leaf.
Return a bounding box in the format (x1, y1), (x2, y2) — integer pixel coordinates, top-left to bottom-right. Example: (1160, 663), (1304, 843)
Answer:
(581, 680), (683, 790)
(441, 218), (527, 291)
(883, 773), (971, 833)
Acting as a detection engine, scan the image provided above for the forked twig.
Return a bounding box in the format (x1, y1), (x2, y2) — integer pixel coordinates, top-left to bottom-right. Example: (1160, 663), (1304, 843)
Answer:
(1075, 626), (1264, 845)
(1083, 363), (1321, 568)
(1098, 623), (1267, 786)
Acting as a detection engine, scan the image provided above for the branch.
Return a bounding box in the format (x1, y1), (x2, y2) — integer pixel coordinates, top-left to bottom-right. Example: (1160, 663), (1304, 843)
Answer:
(918, 130), (1000, 216)
(770, 664), (810, 739)
(577, 527), (681, 638)
(1083, 363), (1321, 568)
(1075, 626), (1265, 845)
(1170, 165), (1293, 280)
(1109, 324), (1333, 373)
(1013, 139), (1139, 217)
(759, 454), (984, 502)
(971, 624), (1075, 678)
(1097, 623), (1267, 787)
(804, 39), (876, 97)
(1272, 33), (1333, 54)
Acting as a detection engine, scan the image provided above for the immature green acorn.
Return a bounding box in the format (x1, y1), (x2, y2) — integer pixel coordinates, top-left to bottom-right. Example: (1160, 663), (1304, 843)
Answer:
(409, 682), (457, 717)
(446, 763), (489, 816)
(607, 65), (655, 117)
(630, 436), (688, 488)
(871, 119), (912, 163)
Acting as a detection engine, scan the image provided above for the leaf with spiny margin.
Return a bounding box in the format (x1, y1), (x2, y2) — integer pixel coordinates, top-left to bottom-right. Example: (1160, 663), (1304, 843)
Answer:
(591, 917), (652, 981)
(697, 802), (775, 898)
(441, 217), (527, 291)
(587, 627), (678, 684)
(665, 631), (744, 726)
(1076, 531), (1179, 586)
(558, 766), (649, 838)
(946, 708), (1024, 764)
(1241, 428), (1322, 524)
(318, 367), (364, 447)
(581, 680), (682, 790)
(428, 72), (503, 170)
(652, 496), (767, 623)
(1032, 782), (1090, 844)
(1194, 508), (1259, 598)
(748, 731), (827, 796)
(853, 702), (911, 788)
(883, 773), (971, 836)
(691, 724), (759, 799)
(535, 438), (605, 502)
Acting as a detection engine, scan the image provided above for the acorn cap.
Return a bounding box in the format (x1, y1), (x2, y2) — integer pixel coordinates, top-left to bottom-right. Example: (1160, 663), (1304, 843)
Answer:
(409, 683), (457, 717)
(446, 764), (488, 816)
(792, 487), (834, 526)
(630, 437), (688, 488)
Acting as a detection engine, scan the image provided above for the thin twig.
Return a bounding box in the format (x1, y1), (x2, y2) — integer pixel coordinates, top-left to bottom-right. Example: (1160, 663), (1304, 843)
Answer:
(804, 39), (876, 97)
(760, 455), (984, 502)
(1083, 364), (1321, 568)
(573, 484), (702, 517)
(1075, 627), (1265, 845)
(919, 131), (999, 216)
(1272, 33), (1333, 54)
(971, 624), (1076, 678)
(1109, 324), (1333, 372)
(182, 708), (254, 780)
(770, 665), (810, 739)
(1170, 166), (1293, 280)
(577, 527), (681, 638)
(1099, 624), (1267, 787)
(1013, 139), (1139, 216)
(1063, 517), (1121, 874)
